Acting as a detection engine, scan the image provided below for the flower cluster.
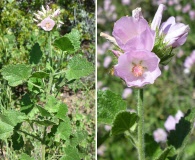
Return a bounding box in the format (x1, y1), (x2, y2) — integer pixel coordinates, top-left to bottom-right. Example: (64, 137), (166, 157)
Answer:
(153, 110), (184, 143)
(33, 5), (64, 31)
(100, 4), (189, 88)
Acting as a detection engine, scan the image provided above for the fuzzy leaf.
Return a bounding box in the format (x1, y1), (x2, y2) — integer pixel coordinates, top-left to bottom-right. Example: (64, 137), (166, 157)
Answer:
(65, 29), (81, 52)
(55, 103), (68, 121)
(1, 64), (31, 86)
(168, 109), (195, 149)
(0, 110), (26, 127)
(55, 117), (71, 141)
(60, 146), (80, 160)
(97, 90), (127, 125)
(111, 111), (138, 135)
(65, 55), (94, 81)
(29, 43), (43, 64)
(53, 36), (74, 53)
(44, 96), (61, 113)
(0, 121), (13, 140)
(37, 105), (51, 117)
(69, 130), (88, 146)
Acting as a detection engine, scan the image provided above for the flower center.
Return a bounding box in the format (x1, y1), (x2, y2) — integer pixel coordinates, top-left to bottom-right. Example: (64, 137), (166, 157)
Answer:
(45, 22), (51, 29)
(132, 64), (144, 77)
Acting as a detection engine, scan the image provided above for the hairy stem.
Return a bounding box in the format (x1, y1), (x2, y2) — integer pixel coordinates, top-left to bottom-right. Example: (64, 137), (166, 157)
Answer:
(41, 144), (46, 160)
(137, 89), (145, 160)
(17, 130), (42, 142)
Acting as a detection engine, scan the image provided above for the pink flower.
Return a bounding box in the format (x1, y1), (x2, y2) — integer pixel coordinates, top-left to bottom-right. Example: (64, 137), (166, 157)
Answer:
(184, 50), (195, 73)
(112, 16), (155, 52)
(103, 56), (112, 68)
(182, 4), (191, 13)
(189, 10), (195, 20)
(34, 5), (64, 30)
(38, 17), (55, 31)
(121, 0), (131, 5)
(164, 115), (176, 132)
(153, 128), (167, 143)
(164, 110), (184, 132)
(122, 88), (132, 99)
(114, 50), (161, 88)
(152, 4), (190, 48)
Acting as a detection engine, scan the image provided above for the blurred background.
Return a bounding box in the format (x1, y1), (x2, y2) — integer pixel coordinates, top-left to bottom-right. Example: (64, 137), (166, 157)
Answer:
(97, 0), (195, 159)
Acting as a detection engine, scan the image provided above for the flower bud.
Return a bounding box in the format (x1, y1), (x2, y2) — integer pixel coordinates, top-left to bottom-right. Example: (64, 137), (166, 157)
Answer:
(160, 17), (190, 48)
(151, 4), (166, 30)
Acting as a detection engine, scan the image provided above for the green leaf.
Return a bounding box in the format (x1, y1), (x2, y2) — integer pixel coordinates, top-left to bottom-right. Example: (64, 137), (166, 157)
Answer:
(0, 121), (13, 140)
(0, 110), (27, 127)
(55, 103), (68, 121)
(69, 130), (88, 146)
(29, 43), (43, 64)
(31, 71), (49, 78)
(60, 146), (80, 160)
(111, 111), (138, 135)
(20, 93), (34, 114)
(1, 64), (32, 86)
(11, 132), (24, 150)
(154, 146), (174, 160)
(44, 96), (61, 113)
(53, 29), (81, 53)
(37, 105), (51, 117)
(19, 153), (34, 160)
(145, 134), (162, 159)
(65, 55), (94, 81)
(55, 117), (71, 141)
(168, 109), (195, 149)
(65, 29), (81, 52)
(53, 36), (74, 53)
(97, 90), (127, 125)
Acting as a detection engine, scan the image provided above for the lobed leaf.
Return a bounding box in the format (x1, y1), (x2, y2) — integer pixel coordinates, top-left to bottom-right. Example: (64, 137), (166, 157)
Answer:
(55, 103), (68, 121)
(97, 90), (127, 125)
(65, 29), (81, 52)
(55, 117), (72, 141)
(53, 36), (74, 53)
(60, 146), (80, 160)
(1, 64), (32, 86)
(111, 111), (138, 136)
(65, 55), (94, 81)
(53, 29), (81, 53)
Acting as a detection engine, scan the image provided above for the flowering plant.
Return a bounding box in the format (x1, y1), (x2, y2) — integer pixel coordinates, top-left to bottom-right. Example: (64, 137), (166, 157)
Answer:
(0, 3), (94, 160)
(98, 3), (194, 160)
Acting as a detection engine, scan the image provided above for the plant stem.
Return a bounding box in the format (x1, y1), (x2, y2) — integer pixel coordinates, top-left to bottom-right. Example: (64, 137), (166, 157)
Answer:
(42, 144), (46, 160)
(17, 130), (42, 142)
(137, 89), (145, 160)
